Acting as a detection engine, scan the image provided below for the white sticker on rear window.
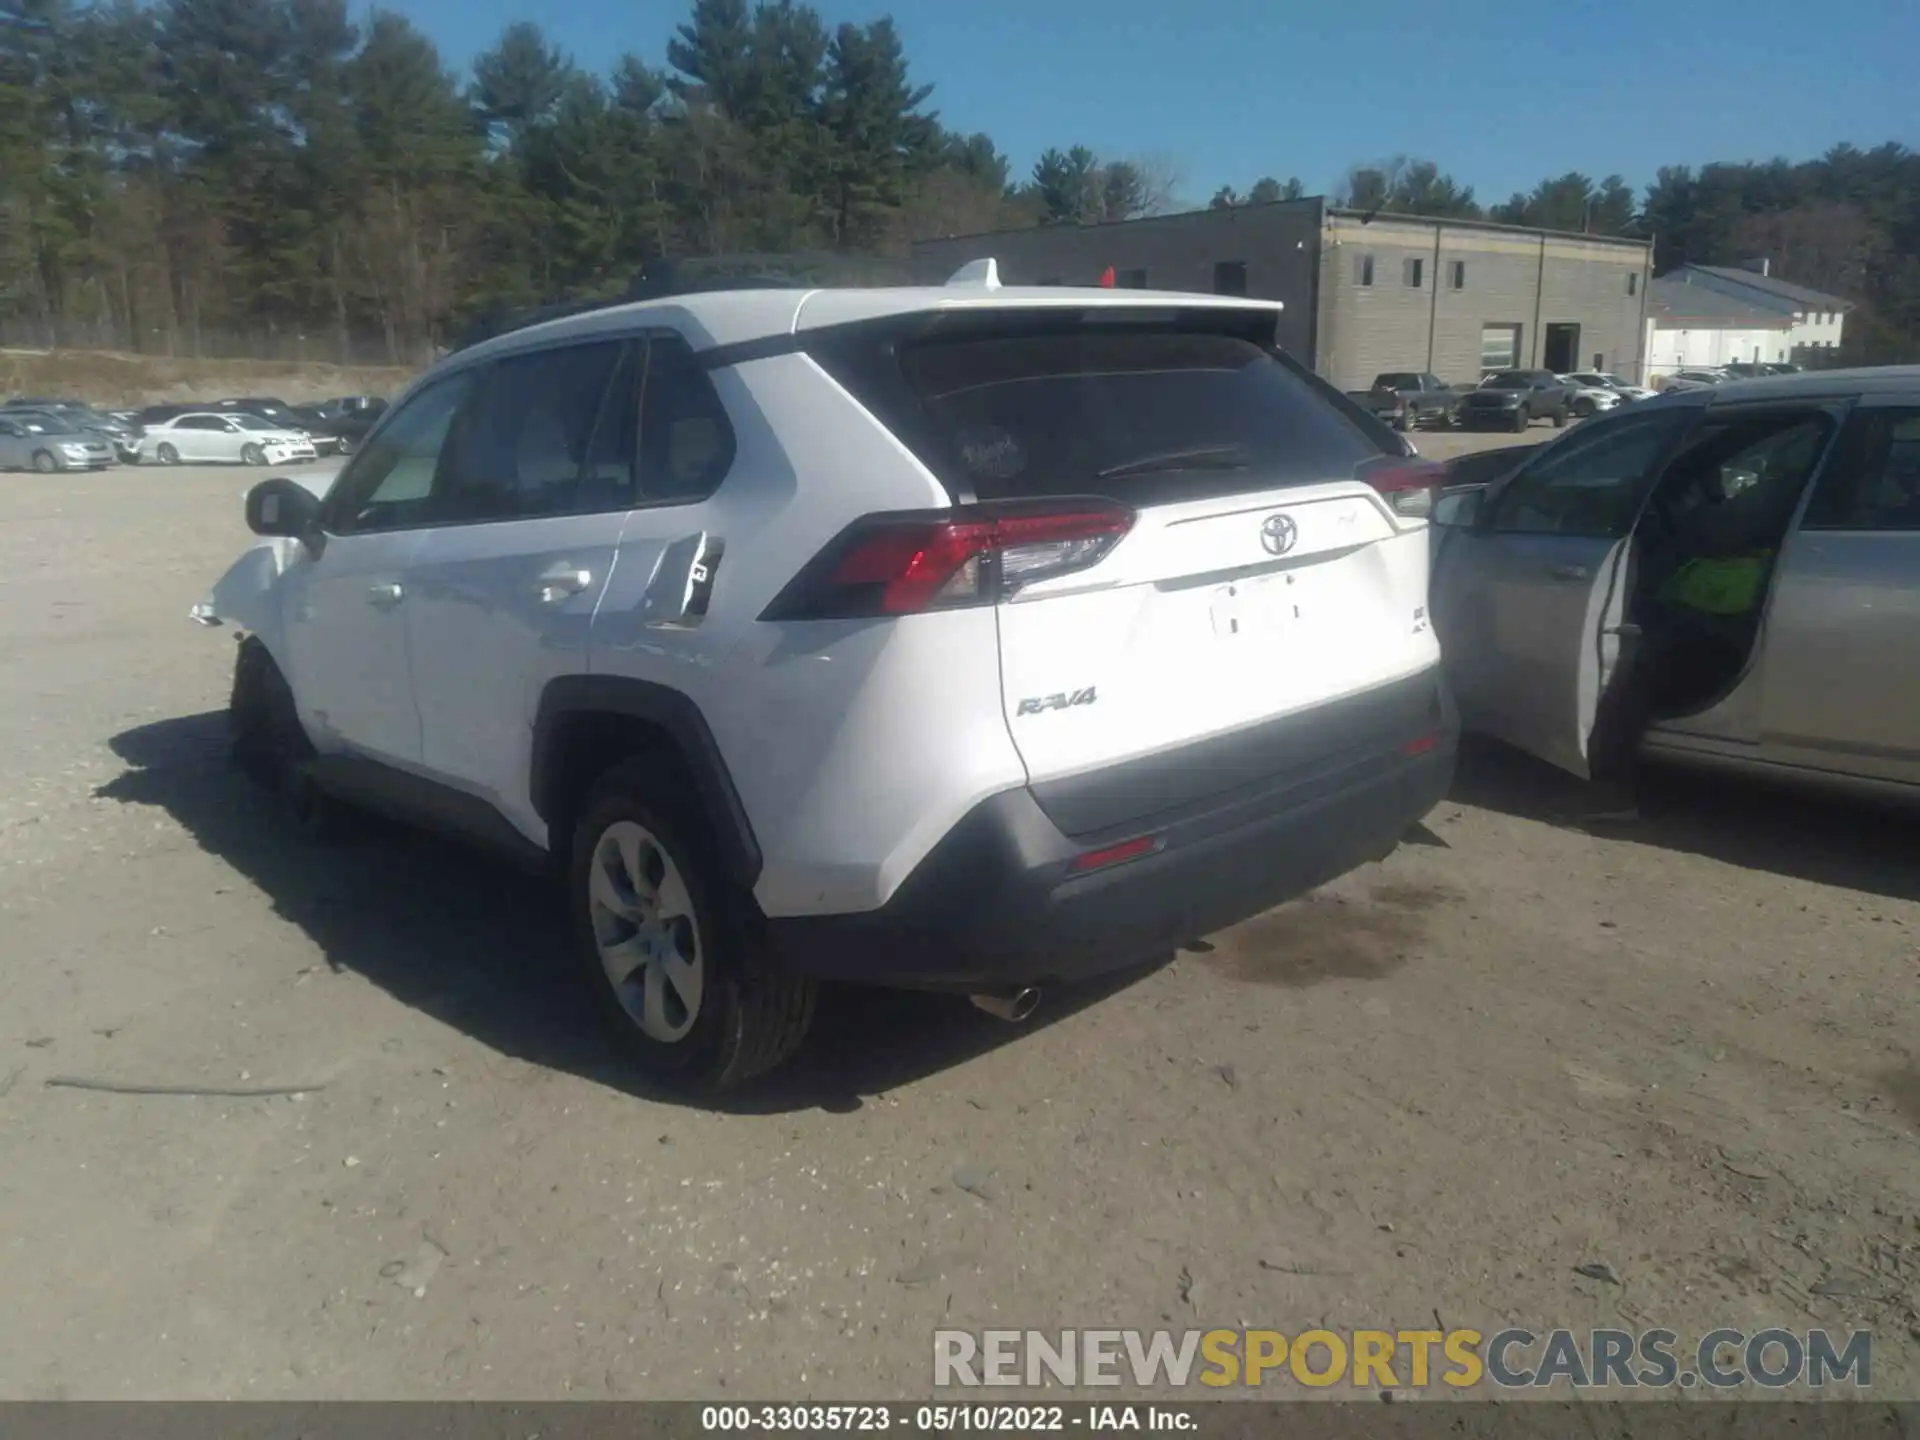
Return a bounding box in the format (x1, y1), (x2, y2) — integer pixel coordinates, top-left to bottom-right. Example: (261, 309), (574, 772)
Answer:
(955, 426), (1026, 481)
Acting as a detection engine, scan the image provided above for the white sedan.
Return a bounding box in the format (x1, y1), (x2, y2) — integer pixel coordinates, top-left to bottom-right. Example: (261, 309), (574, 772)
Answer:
(139, 412), (318, 466)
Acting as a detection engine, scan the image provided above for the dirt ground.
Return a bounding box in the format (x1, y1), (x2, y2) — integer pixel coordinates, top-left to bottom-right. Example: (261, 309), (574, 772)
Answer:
(0, 443), (1916, 1402)
(2, 348), (414, 409)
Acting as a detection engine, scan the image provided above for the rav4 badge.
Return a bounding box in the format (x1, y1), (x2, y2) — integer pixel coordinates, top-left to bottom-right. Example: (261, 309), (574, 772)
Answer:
(1016, 688), (1098, 716)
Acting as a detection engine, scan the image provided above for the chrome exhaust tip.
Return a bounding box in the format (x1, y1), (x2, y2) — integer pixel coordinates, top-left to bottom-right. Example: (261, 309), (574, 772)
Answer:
(969, 987), (1041, 1024)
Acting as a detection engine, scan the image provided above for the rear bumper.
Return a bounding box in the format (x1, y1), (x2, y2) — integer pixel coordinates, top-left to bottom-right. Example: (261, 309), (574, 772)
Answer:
(762, 672), (1458, 991)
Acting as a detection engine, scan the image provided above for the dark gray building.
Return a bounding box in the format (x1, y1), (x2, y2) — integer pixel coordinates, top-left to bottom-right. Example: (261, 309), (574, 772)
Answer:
(911, 198), (1655, 389)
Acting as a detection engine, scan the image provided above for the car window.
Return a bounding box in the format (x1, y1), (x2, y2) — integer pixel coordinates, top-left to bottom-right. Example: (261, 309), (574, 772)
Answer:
(432, 340), (624, 523)
(1801, 409), (1920, 532)
(326, 371), (480, 534)
(1648, 411), (1836, 554)
(636, 334), (736, 504)
(879, 323), (1378, 505)
(1489, 410), (1694, 538)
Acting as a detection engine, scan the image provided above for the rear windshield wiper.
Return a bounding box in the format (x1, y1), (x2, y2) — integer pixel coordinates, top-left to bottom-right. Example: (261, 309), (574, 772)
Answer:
(1095, 445), (1252, 480)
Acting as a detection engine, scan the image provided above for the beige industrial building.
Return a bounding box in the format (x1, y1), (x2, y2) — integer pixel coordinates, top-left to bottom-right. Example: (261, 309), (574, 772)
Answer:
(912, 198), (1655, 389)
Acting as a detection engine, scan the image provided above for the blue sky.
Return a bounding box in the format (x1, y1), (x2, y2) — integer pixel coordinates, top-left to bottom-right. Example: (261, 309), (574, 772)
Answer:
(400, 0), (1917, 208)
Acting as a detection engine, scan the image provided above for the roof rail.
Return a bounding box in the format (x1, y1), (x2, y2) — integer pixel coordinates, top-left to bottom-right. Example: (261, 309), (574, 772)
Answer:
(945, 258), (1002, 290)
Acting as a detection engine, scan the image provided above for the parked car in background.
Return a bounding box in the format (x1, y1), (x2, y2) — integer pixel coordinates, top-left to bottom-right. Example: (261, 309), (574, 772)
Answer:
(1457, 370), (1574, 431)
(138, 411), (318, 466)
(312, 394), (388, 422)
(1660, 369), (1731, 394)
(1556, 376), (1623, 419)
(1360, 372), (1467, 432)
(1566, 371), (1656, 403)
(0, 410), (116, 471)
(1428, 366), (1920, 801)
(211, 396), (304, 427)
(285, 402), (382, 456)
(135, 404), (191, 429)
(1760, 362), (1802, 376)
(3, 400), (140, 460)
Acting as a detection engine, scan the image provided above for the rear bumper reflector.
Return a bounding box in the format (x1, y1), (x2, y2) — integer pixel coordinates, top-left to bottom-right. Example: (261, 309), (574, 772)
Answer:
(1066, 834), (1161, 875)
(1402, 734), (1440, 758)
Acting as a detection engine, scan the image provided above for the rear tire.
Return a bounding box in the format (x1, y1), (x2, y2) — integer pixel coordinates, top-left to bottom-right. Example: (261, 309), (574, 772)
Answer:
(336, 435), (355, 456)
(1510, 412), (1529, 433)
(156, 443), (179, 465)
(1552, 408), (1568, 429)
(1396, 408), (1416, 433)
(569, 757), (815, 1090)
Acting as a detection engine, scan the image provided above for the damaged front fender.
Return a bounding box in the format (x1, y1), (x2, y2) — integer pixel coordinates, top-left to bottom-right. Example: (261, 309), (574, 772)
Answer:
(190, 468), (339, 635)
(191, 535), (305, 640)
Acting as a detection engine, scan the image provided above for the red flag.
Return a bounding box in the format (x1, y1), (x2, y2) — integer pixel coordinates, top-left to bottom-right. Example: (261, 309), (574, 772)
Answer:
(1098, 265), (1115, 287)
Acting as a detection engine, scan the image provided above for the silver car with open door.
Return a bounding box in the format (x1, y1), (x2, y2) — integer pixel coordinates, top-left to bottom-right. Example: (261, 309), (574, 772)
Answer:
(1429, 366), (1920, 802)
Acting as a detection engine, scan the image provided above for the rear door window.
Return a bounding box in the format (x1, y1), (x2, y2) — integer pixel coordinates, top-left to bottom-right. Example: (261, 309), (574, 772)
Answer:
(882, 324), (1380, 506)
(433, 341), (626, 522)
(1802, 409), (1920, 531)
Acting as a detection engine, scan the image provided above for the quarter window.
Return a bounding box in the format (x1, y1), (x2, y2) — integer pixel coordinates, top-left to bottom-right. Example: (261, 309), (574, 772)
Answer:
(636, 334), (737, 504)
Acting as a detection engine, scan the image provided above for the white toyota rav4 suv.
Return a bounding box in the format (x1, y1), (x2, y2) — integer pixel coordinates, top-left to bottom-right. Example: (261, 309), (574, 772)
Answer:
(199, 264), (1458, 1088)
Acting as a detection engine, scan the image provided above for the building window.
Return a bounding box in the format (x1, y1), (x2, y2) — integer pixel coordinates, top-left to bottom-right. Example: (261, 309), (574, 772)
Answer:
(1480, 323), (1522, 372)
(1404, 257), (1424, 289)
(1449, 260), (1465, 290)
(1355, 254), (1374, 287)
(1213, 260), (1248, 296)
(1115, 268), (1147, 289)
(1626, 273), (1638, 297)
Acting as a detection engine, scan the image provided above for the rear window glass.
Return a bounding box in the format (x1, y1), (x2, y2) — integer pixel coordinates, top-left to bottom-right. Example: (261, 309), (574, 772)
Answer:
(888, 327), (1380, 504)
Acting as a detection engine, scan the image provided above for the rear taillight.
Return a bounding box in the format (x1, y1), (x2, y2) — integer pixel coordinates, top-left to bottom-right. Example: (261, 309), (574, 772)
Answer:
(1362, 459), (1446, 520)
(761, 502), (1135, 621)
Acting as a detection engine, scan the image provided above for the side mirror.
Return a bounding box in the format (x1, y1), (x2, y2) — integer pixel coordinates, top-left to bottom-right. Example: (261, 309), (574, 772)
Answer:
(1432, 488), (1484, 528)
(246, 477), (323, 540)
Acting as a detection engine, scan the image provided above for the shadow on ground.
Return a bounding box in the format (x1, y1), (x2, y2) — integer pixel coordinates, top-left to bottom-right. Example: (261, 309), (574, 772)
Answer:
(98, 712), (1157, 1116)
(1450, 734), (1920, 904)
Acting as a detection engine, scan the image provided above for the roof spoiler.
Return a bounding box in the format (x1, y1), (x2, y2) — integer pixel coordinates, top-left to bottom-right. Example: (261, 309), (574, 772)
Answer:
(944, 258), (1002, 290)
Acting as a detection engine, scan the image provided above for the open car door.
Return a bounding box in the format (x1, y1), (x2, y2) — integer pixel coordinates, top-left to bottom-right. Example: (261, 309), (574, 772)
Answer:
(1429, 408), (1699, 777)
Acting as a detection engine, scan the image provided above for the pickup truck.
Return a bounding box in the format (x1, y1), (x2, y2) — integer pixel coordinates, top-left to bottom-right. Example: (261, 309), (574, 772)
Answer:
(1349, 372), (1467, 432)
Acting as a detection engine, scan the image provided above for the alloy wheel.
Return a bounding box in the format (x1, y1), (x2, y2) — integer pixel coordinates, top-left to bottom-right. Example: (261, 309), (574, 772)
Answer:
(587, 819), (704, 1043)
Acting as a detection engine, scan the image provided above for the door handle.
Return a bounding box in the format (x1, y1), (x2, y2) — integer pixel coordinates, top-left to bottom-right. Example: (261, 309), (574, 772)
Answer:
(1545, 563), (1590, 582)
(536, 565), (592, 604)
(366, 582), (404, 608)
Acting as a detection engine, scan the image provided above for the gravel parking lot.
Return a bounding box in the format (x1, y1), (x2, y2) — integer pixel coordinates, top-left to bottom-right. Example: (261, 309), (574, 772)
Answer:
(2, 452), (1917, 1400)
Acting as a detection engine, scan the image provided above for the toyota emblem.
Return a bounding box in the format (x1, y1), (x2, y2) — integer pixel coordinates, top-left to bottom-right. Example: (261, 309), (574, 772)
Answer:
(1260, 513), (1298, 557)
